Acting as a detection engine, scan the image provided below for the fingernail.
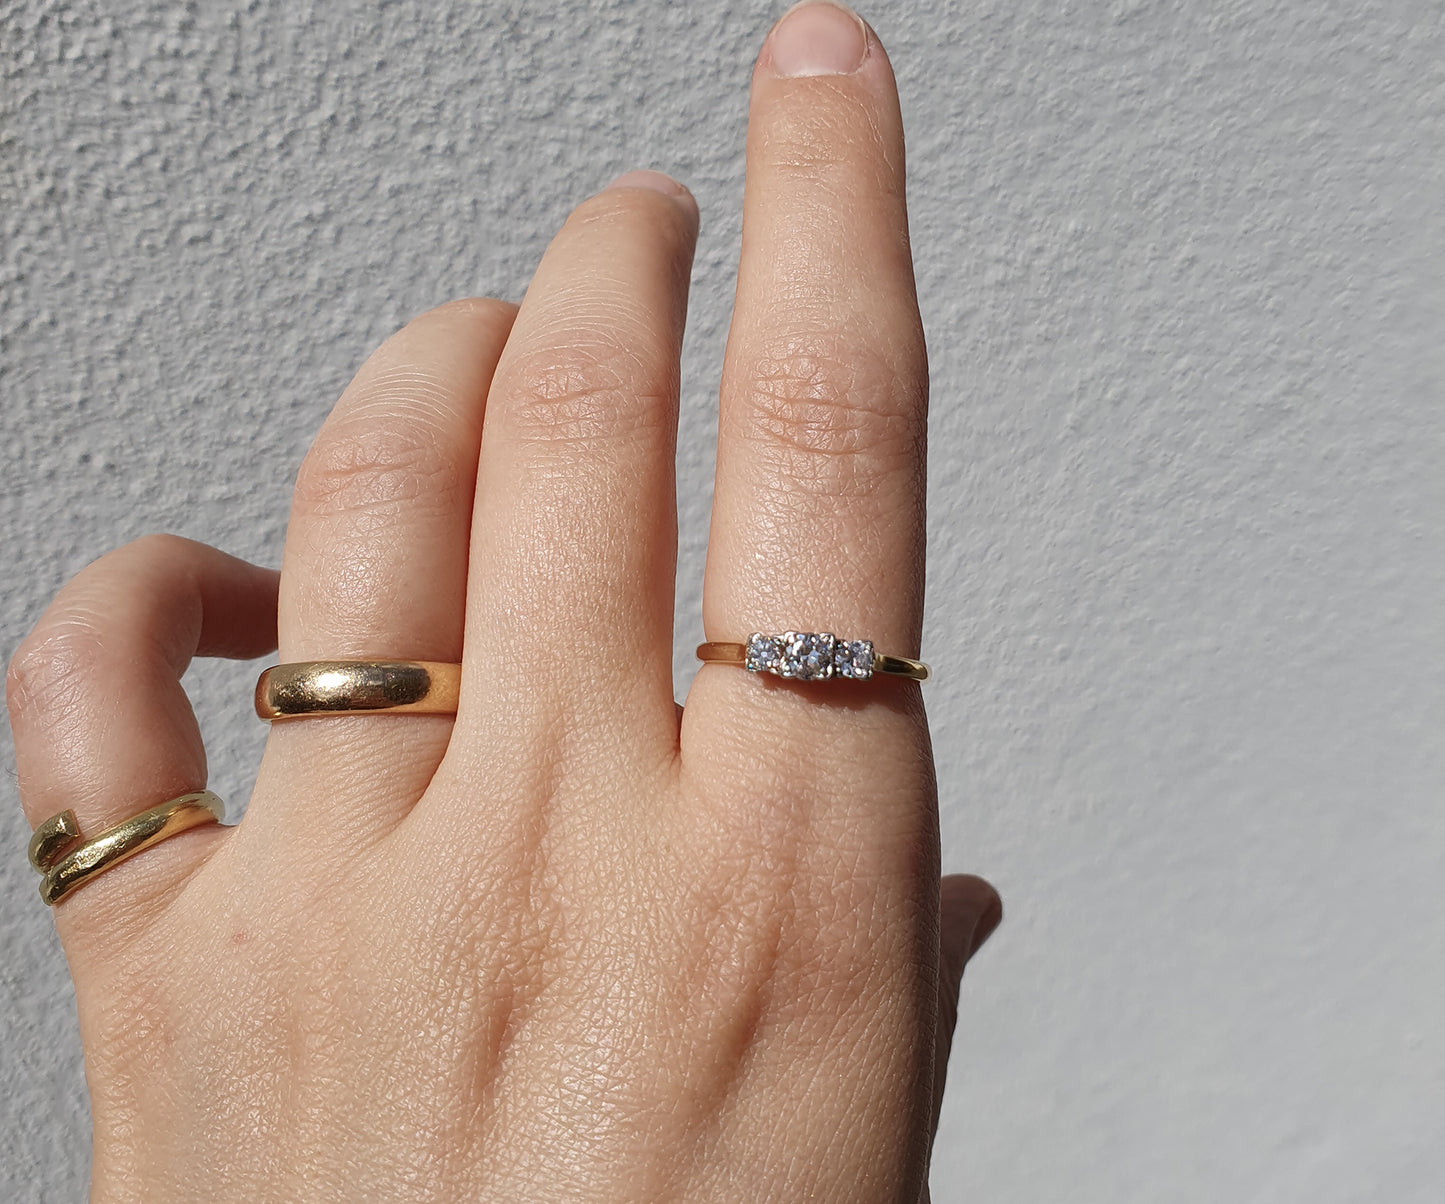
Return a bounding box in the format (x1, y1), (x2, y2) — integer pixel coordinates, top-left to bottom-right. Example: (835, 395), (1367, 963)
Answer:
(605, 169), (691, 200)
(766, 1), (868, 78)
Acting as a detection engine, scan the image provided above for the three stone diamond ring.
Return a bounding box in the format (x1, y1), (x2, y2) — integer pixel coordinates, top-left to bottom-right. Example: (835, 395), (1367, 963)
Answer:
(696, 632), (930, 682)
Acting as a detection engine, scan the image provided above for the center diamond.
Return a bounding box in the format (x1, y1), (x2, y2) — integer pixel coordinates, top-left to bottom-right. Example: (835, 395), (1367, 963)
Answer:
(779, 632), (836, 680)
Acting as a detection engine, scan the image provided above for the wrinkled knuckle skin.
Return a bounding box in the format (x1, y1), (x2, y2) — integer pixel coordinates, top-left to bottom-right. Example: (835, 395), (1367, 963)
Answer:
(499, 341), (672, 447)
(740, 332), (924, 496)
(292, 405), (465, 520)
(7, 618), (106, 732)
(5, 534), (194, 733)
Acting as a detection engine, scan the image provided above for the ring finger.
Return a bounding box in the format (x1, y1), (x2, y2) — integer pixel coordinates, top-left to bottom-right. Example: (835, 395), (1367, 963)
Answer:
(256, 299), (515, 838)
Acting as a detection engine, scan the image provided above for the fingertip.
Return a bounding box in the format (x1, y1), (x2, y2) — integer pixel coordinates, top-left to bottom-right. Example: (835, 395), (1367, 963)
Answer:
(603, 170), (699, 223)
(940, 873), (1003, 978)
(969, 891), (1004, 960)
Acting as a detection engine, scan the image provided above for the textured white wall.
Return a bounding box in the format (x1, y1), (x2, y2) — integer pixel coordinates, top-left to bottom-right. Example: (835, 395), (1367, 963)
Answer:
(2, 1), (1442, 1199)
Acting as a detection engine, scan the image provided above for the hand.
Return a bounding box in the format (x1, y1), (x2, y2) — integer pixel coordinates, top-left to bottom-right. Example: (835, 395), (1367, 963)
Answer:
(8, 4), (999, 1200)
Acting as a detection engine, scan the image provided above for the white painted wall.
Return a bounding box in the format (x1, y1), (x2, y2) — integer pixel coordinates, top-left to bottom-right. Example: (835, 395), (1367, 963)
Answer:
(2, 1), (1441, 1198)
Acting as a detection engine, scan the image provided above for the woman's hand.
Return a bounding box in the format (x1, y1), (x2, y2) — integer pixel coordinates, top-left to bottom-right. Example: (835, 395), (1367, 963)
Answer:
(8, 4), (998, 1200)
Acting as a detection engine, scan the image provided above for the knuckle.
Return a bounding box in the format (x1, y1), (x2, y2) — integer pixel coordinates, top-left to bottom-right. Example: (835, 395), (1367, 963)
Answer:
(739, 331), (923, 494)
(7, 616), (106, 728)
(290, 298), (517, 521)
(499, 340), (670, 446)
(5, 534), (201, 729)
(293, 407), (464, 519)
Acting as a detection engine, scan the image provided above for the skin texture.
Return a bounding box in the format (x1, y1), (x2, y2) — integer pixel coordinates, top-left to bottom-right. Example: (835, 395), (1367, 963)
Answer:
(7, 5), (1000, 1201)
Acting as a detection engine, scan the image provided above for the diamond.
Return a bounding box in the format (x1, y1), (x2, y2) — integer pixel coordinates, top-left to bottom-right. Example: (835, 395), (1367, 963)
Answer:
(779, 632), (836, 680)
(744, 632), (782, 673)
(834, 639), (875, 679)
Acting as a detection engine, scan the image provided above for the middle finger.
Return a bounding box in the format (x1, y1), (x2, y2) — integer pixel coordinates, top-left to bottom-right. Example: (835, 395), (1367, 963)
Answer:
(434, 173), (699, 818)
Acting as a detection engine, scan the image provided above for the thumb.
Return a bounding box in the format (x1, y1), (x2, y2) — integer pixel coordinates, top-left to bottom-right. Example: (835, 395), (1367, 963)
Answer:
(929, 873), (1003, 1142)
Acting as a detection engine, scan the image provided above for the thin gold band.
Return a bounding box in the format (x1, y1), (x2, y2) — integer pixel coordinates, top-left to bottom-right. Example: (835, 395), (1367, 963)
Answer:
(28, 790), (225, 906)
(254, 660), (462, 721)
(697, 635), (930, 682)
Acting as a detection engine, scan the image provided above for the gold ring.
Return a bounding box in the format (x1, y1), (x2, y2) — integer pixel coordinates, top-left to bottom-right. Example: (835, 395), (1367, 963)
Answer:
(28, 790), (225, 906)
(254, 660), (462, 720)
(696, 632), (930, 682)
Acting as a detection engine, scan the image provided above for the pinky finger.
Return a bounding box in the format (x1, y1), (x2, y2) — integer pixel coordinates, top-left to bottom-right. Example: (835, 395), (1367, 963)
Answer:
(929, 874), (1003, 1144)
(6, 534), (278, 942)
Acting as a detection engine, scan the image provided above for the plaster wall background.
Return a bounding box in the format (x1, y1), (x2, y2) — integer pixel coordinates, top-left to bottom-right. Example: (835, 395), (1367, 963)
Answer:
(2, 1), (1442, 1199)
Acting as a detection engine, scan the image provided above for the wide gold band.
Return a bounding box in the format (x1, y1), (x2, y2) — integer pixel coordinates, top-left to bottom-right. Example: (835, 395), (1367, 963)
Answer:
(254, 660), (462, 720)
(28, 790), (225, 906)
(697, 635), (930, 682)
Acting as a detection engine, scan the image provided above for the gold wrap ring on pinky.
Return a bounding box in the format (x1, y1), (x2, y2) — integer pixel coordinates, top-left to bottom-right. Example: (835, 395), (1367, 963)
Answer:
(254, 660), (462, 721)
(697, 632), (930, 683)
(28, 790), (225, 906)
